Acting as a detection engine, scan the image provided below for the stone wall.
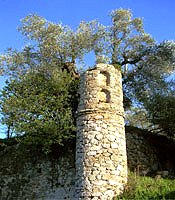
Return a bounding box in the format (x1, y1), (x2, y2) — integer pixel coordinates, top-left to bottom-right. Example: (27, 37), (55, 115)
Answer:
(75, 64), (128, 199)
(0, 145), (75, 200)
(125, 127), (159, 175)
(126, 127), (175, 176)
(0, 128), (171, 200)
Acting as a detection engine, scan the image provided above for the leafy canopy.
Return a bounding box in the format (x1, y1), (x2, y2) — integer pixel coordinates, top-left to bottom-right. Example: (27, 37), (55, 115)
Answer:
(0, 9), (175, 150)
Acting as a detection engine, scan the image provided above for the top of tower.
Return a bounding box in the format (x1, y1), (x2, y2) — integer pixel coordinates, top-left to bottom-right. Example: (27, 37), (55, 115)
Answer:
(77, 63), (124, 116)
(87, 63), (118, 72)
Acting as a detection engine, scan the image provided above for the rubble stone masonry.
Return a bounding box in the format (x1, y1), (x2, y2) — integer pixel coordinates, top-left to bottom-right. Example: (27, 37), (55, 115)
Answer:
(75, 64), (128, 199)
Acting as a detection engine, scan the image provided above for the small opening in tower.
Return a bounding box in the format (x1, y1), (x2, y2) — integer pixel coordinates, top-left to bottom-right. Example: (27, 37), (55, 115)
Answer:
(99, 89), (111, 103)
(100, 71), (110, 86)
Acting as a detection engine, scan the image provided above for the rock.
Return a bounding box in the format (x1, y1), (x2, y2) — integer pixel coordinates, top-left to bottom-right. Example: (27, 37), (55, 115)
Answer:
(111, 142), (118, 148)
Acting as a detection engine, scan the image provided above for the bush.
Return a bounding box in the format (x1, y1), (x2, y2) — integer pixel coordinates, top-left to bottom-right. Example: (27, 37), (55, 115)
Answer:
(115, 172), (175, 200)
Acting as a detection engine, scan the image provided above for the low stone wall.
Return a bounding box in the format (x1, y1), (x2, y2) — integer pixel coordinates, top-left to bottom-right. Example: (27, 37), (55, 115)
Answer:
(0, 145), (75, 200)
(0, 127), (173, 199)
(126, 127), (159, 175)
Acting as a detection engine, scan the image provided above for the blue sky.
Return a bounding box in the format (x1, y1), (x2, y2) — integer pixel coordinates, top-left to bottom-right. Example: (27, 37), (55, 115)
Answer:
(0, 0), (175, 53)
(0, 0), (175, 137)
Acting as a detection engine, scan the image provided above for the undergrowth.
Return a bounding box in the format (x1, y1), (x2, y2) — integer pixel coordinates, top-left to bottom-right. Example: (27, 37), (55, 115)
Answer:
(115, 172), (175, 200)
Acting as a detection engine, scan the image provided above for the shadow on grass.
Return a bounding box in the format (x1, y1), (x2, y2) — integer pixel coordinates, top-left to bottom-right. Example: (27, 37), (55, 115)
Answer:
(158, 190), (175, 199)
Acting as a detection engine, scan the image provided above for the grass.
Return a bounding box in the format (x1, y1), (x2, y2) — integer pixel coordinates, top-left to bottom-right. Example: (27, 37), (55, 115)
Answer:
(115, 172), (175, 200)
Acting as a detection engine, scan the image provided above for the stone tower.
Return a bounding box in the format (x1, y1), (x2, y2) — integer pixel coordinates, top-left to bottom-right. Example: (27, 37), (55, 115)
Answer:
(75, 63), (127, 200)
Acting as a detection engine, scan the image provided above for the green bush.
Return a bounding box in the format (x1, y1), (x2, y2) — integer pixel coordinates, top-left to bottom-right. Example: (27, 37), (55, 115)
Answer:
(0, 70), (78, 153)
(115, 173), (175, 200)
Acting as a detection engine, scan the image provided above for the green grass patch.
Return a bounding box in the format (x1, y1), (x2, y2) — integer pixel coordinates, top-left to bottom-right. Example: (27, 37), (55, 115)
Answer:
(115, 173), (175, 200)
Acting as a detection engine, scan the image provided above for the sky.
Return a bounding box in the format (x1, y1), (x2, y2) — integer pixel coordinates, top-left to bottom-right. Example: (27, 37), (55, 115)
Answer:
(0, 0), (175, 137)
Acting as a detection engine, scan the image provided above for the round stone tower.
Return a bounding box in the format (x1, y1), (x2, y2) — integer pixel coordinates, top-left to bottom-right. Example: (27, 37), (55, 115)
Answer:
(75, 63), (127, 200)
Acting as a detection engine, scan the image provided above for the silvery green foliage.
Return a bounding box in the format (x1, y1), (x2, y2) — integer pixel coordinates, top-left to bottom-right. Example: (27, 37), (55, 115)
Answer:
(0, 10), (175, 141)
(0, 15), (108, 77)
(109, 9), (154, 65)
(18, 15), (106, 64)
(90, 9), (154, 67)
